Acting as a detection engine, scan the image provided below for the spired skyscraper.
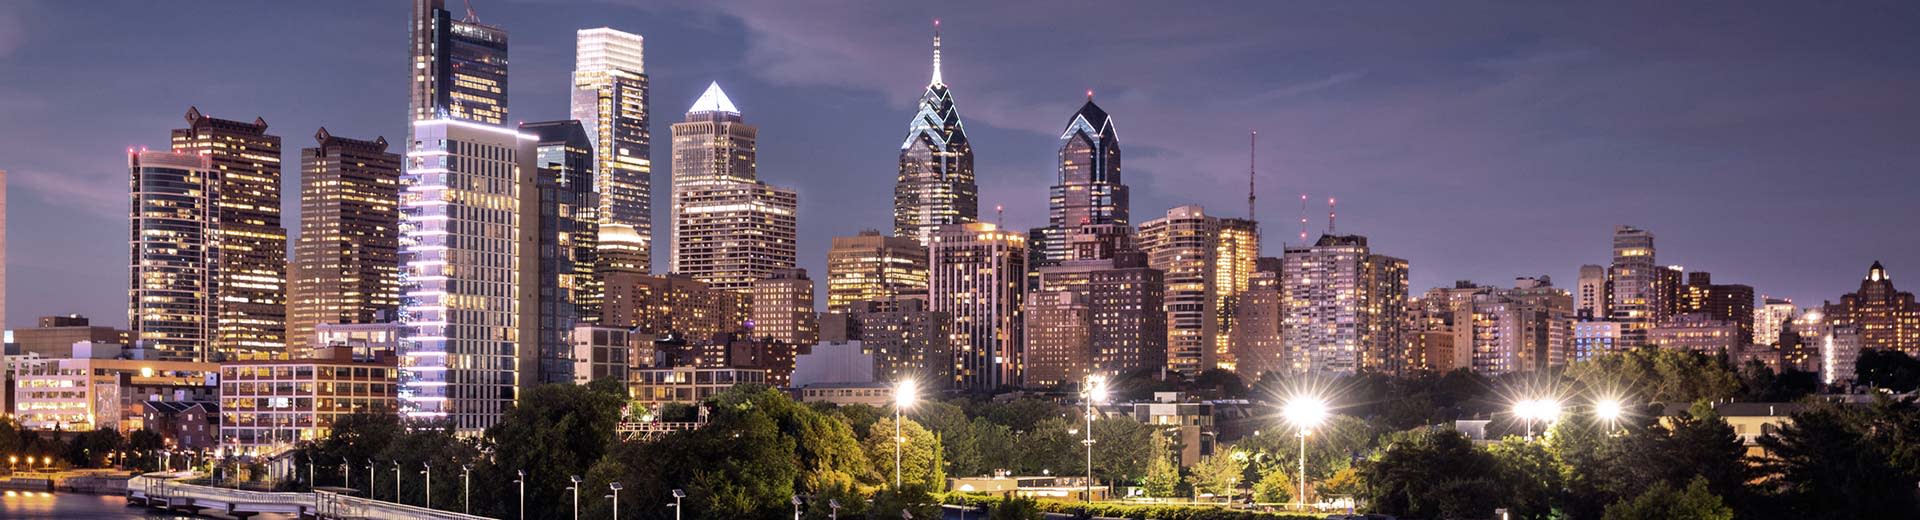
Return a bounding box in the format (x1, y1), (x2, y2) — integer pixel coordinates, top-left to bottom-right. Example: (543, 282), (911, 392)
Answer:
(1032, 94), (1129, 267)
(571, 28), (653, 272)
(670, 83), (799, 291)
(893, 23), (978, 246)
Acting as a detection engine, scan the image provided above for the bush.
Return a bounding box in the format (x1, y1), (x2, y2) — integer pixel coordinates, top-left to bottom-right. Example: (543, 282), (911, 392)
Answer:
(944, 494), (1319, 520)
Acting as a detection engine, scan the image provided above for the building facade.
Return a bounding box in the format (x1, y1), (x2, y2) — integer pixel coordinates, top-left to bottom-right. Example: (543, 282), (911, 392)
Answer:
(1138, 206), (1258, 375)
(846, 296), (953, 385)
(669, 83), (798, 291)
(523, 120), (602, 385)
(750, 269), (818, 346)
(893, 26), (977, 245)
(1572, 320), (1624, 363)
(1468, 277), (1574, 375)
(1028, 228), (1166, 387)
(1607, 225), (1659, 347)
(129, 151), (217, 361)
(825, 231), (929, 313)
(1820, 262), (1920, 356)
(1576, 264), (1608, 320)
(1231, 261), (1285, 380)
(1754, 297), (1798, 347)
(601, 273), (750, 340)
(1280, 234), (1408, 376)
(171, 108), (289, 359)
(1032, 96), (1129, 267)
(219, 347), (399, 448)
(569, 325), (632, 385)
(1648, 313), (1743, 355)
(13, 352), (219, 432)
(1678, 271), (1756, 344)
(14, 315), (130, 360)
(409, 0), (509, 129)
(571, 28), (653, 270)
(289, 129), (402, 347)
(929, 223), (1027, 389)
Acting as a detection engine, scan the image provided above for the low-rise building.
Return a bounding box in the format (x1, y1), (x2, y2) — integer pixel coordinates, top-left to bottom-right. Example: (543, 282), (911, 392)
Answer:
(11, 343), (219, 432)
(11, 315), (131, 359)
(628, 367), (767, 405)
(142, 401), (219, 450)
(570, 325), (634, 385)
(795, 382), (895, 407)
(218, 346), (398, 448)
(1649, 313), (1742, 355)
(1572, 321), (1623, 362)
(1129, 392), (1214, 468)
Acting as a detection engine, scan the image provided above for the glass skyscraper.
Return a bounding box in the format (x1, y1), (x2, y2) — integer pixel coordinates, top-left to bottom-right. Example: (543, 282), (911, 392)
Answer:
(521, 120), (600, 385)
(1033, 96), (1129, 267)
(170, 107), (288, 359)
(409, 0), (509, 131)
(128, 151), (217, 361)
(894, 25), (978, 246)
(669, 83), (799, 292)
(571, 28), (653, 272)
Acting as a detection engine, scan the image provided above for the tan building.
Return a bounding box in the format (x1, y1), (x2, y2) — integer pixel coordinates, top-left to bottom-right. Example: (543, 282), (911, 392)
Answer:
(1028, 226), (1166, 387)
(12, 345), (219, 432)
(629, 367), (766, 405)
(1023, 291), (1091, 388)
(669, 83), (798, 291)
(288, 129), (402, 346)
(1230, 261), (1285, 380)
(218, 346), (398, 448)
(1820, 262), (1920, 356)
(172, 107), (290, 358)
(1138, 206), (1256, 375)
(929, 223), (1027, 389)
(601, 273), (750, 339)
(571, 325), (634, 385)
(1648, 312), (1742, 356)
(846, 296), (953, 385)
(750, 269), (817, 346)
(12, 315), (130, 359)
(826, 231), (929, 313)
(1469, 277), (1574, 375)
(1281, 234), (1408, 376)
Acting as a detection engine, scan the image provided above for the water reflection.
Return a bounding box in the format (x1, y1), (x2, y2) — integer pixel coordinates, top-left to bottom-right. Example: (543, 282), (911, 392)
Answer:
(0, 490), (294, 519)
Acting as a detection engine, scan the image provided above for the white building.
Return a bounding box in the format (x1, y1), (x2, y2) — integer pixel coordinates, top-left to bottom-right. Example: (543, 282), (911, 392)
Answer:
(12, 344), (219, 432)
(570, 325), (633, 385)
(1754, 297), (1798, 347)
(1280, 234), (1408, 376)
(668, 83), (798, 291)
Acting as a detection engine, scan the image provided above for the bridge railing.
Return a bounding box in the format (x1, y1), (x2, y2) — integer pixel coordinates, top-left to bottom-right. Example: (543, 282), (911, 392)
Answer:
(315, 489), (493, 520)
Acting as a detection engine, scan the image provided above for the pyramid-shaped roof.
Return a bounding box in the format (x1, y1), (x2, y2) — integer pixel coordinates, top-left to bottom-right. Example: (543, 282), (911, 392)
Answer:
(689, 81), (739, 115)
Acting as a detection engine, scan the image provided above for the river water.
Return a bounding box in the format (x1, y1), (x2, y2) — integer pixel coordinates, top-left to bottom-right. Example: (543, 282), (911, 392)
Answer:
(0, 490), (295, 519)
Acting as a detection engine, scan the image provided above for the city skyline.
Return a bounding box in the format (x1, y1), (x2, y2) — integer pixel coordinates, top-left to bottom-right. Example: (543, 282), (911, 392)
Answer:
(4, 1), (1920, 327)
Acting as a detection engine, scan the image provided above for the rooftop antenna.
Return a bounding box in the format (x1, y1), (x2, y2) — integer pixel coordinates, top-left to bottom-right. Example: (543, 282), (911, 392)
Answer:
(461, 0), (480, 22)
(996, 204), (1004, 227)
(1297, 194), (1309, 243)
(1328, 197), (1337, 234)
(930, 19), (943, 86)
(1248, 130), (1257, 222)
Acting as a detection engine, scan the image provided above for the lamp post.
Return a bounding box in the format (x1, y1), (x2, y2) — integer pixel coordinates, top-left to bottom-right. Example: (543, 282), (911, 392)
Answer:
(342, 461), (351, 491)
(392, 461), (401, 504)
(422, 462), (432, 509)
(1082, 374), (1107, 503)
(829, 498), (841, 520)
(367, 459), (374, 499)
(569, 475), (583, 520)
(1282, 395), (1329, 512)
(791, 495), (803, 520)
(610, 482), (623, 520)
(671, 489), (686, 520)
(462, 464), (472, 514)
(893, 379), (918, 489)
(514, 470), (526, 520)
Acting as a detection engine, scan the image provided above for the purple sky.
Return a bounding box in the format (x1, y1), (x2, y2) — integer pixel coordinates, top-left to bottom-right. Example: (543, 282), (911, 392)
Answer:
(2, 0), (1917, 328)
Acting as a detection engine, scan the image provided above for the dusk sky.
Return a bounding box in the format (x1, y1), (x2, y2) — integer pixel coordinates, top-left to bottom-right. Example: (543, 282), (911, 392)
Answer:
(2, 0), (1917, 328)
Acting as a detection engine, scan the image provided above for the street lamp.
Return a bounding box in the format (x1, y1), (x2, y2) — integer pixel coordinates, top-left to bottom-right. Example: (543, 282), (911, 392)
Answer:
(422, 462), (432, 509)
(1595, 398), (1623, 433)
(893, 379), (919, 489)
(1512, 398), (1562, 439)
(1082, 374), (1108, 503)
(569, 475), (583, 520)
(514, 470), (526, 520)
(462, 464), (472, 514)
(829, 498), (842, 520)
(1282, 394), (1329, 511)
(367, 459), (375, 499)
(610, 481), (623, 520)
(671, 489), (686, 520)
(392, 461), (401, 504)
(791, 494), (804, 520)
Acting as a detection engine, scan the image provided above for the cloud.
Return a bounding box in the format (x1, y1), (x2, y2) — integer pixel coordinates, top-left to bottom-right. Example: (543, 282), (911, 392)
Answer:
(12, 168), (125, 220)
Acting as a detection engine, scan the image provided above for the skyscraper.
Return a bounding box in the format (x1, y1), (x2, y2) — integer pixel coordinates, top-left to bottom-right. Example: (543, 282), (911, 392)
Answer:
(750, 268), (817, 346)
(1230, 259), (1285, 381)
(1026, 228), (1166, 387)
(1137, 206), (1257, 375)
(522, 120), (601, 385)
(1576, 264), (1608, 320)
(1754, 297), (1798, 347)
(1280, 234), (1408, 376)
(1678, 272), (1756, 344)
(399, 118), (535, 432)
(129, 151), (216, 361)
(669, 83), (798, 291)
(409, 0), (509, 130)
(1607, 225), (1657, 346)
(929, 223), (1027, 390)
(288, 129), (402, 348)
(1033, 95), (1128, 266)
(171, 107), (288, 358)
(893, 23), (977, 246)
(571, 28), (653, 270)
(825, 231), (929, 313)
(1821, 262), (1920, 356)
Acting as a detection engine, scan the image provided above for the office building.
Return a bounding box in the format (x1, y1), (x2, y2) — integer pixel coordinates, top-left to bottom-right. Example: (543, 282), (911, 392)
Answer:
(893, 24), (977, 245)
(1576, 264), (1608, 320)
(1606, 226), (1662, 346)
(1819, 262), (1920, 356)
(409, 0), (509, 129)
(1572, 321), (1624, 363)
(929, 223), (1027, 389)
(1754, 297), (1798, 347)
(1280, 234), (1408, 376)
(218, 347), (399, 448)
(569, 324), (633, 385)
(669, 83), (798, 291)
(1031, 95), (1129, 266)
(398, 118), (535, 432)
(289, 129), (402, 346)
(129, 151), (217, 361)
(1028, 226), (1166, 386)
(1138, 206), (1258, 375)
(522, 120), (602, 385)
(600, 273), (749, 340)
(12, 344), (219, 432)
(571, 28), (654, 269)
(13, 315), (130, 360)
(171, 108), (289, 358)
(750, 268), (817, 346)
(1679, 271), (1755, 344)
(825, 231), (929, 313)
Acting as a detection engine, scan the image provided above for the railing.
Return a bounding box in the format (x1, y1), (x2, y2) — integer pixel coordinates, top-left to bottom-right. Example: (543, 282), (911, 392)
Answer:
(130, 472), (488, 520)
(315, 489), (493, 520)
(615, 420), (705, 442)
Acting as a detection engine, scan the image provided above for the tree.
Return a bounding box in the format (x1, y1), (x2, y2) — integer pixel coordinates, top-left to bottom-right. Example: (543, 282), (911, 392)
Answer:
(916, 401), (984, 477)
(1567, 348), (1741, 404)
(126, 429), (166, 471)
(1487, 437), (1562, 520)
(66, 428), (123, 467)
(1089, 415), (1154, 484)
(1856, 349), (1920, 392)
(1601, 477), (1733, 520)
(1250, 465), (1293, 504)
(1755, 402), (1919, 518)
(864, 417), (943, 490)
(1359, 429), (1503, 519)
(1594, 402), (1754, 516)
(482, 381), (626, 517)
(1140, 431), (1182, 499)
(1188, 450), (1244, 500)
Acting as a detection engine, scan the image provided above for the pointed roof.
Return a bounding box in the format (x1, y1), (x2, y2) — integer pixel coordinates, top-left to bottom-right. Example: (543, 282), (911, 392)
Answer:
(689, 82), (739, 115)
(1869, 261), (1889, 282)
(1065, 97), (1114, 138)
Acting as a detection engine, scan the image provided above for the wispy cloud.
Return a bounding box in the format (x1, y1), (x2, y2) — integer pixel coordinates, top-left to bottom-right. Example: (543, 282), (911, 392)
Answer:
(13, 168), (125, 220)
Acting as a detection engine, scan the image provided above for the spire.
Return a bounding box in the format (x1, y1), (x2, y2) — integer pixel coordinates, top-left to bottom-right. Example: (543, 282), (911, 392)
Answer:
(689, 81), (739, 115)
(930, 19), (944, 86)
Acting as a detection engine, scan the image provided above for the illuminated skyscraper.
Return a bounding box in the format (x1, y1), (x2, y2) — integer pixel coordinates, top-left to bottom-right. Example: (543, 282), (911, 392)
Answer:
(1138, 206), (1256, 375)
(825, 231), (929, 313)
(1033, 95), (1128, 267)
(929, 223), (1026, 389)
(399, 118), (535, 432)
(522, 120), (600, 385)
(750, 268), (817, 346)
(128, 151), (217, 361)
(1576, 264), (1608, 320)
(1468, 277), (1574, 375)
(1026, 226), (1165, 387)
(1280, 234), (1408, 376)
(1821, 262), (1920, 356)
(1678, 271), (1755, 344)
(669, 83), (798, 291)
(289, 129), (402, 347)
(1230, 259), (1285, 380)
(1607, 225), (1658, 346)
(571, 28), (653, 270)
(1754, 297), (1798, 347)
(893, 24), (977, 245)
(409, 0), (508, 130)
(171, 107), (288, 358)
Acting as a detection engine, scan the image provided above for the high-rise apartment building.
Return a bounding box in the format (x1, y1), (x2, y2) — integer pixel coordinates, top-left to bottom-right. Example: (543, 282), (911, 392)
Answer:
(522, 120), (601, 385)
(669, 83), (798, 291)
(1468, 277), (1574, 375)
(1027, 227), (1165, 387)
(398, 118), (535, 432)
(171, 108), (288, 358)
(750, 269), (818, 346)
(1138, 206), (1257, 375)
(571, 28), (653, 269)
(289, 129), (402, 347)
(1572, 321), (1624, 362)
(1648, 313), (1743, 356)
(929, 223), (1026, 390)
(600, 273), (749, 340)
(1607, 225), (1658, 346)
(1280, 234), (1408, 376)
(1231, 263), (1286, 381)
(1576, 264), (1608, 320)
(1821, 262), (1920, 356)
(128, 151), (217, 361)
(845, 296), (953, 385)
(1677, 272), (1755, 344)
(893, 25), (977, 245)
(1032, 96), (1129, 266)
(1407, 282), (1491, 372)
(409, 0), (509, 130)
(825, 231), (929, 313)
(1754, 297), (1798, 347)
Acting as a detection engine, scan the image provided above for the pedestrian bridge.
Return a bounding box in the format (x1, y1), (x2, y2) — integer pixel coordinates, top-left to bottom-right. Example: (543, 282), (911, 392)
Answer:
(126, 472), (489, 520)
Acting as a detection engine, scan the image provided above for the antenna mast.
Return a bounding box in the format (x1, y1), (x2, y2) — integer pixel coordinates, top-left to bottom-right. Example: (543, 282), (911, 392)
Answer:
(1328, 197), (1337, 234)
(1298, 194), (1308, 243)
(461, 0), (479, 22)
(1248, 131), (1257, 222)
